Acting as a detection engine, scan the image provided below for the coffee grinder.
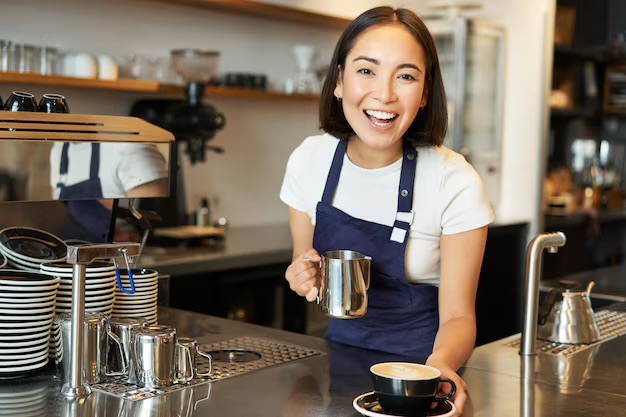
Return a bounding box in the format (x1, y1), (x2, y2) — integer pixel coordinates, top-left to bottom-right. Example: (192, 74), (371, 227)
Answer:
(130, 49), (226, 228)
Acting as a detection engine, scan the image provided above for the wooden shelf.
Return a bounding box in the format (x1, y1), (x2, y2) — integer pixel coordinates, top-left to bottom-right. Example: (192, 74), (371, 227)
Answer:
(0, 72), (319, 102)
(154, 0), (351, 29)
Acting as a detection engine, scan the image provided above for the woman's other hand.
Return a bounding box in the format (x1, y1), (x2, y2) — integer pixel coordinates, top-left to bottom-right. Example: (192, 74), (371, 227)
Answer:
(285, 249), (321, 302)
(425, 359), (468, 416)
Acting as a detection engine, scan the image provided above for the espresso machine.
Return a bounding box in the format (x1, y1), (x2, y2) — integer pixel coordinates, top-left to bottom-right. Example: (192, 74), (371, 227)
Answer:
(130, 49), (226, 228)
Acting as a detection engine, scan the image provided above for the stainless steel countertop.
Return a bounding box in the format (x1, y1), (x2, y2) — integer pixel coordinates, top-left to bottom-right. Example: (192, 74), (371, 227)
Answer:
(9, 304), (626, 417)
(139, 223), (293, 276)
(139, 221), (526, 277)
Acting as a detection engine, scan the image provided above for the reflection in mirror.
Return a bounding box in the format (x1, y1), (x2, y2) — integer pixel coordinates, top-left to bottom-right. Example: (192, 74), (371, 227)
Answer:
(0, 140), (171, 202)
(49, 141), (170, 242)
(0, 140), (171, 243)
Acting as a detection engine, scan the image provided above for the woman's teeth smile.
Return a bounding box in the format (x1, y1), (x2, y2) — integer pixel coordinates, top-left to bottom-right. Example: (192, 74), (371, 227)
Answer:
(364, 109), (398, 127)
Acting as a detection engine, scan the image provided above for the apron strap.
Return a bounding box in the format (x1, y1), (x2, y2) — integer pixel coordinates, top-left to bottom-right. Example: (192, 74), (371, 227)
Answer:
(59, 142), (70, 175)
(320, 138), (417, 244)
(321, 139), (348, 204)
(57, 143), (101, 187)
(89, 143), (100, 180)
(390, 142), (417, 243)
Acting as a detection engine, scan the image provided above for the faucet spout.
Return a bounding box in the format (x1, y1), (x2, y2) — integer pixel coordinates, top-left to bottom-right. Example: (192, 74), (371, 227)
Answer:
(60, 242), (140, 398)
(520, 231), (566, 356)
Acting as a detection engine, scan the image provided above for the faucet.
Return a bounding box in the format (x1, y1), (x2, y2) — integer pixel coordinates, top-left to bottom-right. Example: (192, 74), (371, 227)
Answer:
(60, 242), (140, 398)
(520, 232), (566, 356)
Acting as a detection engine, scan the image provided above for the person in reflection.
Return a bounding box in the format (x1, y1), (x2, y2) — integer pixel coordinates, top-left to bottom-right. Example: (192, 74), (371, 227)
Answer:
(49, 142), (168, 242)
(280, 6), (494, 415)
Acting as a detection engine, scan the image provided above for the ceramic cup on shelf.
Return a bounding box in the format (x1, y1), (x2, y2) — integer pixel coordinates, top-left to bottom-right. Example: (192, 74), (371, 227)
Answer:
(3, 91), (37, 111)
(61, 52), (97, 78)
(37, 93), (70, 113)
(97, 55), (119, 81)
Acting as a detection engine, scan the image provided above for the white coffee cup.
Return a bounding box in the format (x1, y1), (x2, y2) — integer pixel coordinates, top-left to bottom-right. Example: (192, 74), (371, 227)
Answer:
(61, 53), (97, 78)
(97, 55), (118, 80)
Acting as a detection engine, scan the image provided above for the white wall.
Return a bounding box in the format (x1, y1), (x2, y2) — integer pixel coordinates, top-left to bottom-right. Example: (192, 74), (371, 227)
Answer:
(0, 0), (554, 232)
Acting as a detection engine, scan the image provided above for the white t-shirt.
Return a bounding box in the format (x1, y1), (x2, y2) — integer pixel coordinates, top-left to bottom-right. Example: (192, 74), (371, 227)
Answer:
(49, 142), (168, 199)
(280, 133), (495, 285)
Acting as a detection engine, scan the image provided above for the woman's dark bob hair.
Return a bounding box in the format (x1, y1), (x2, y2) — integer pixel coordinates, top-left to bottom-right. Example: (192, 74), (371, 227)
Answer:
(319, 6), (447, 147)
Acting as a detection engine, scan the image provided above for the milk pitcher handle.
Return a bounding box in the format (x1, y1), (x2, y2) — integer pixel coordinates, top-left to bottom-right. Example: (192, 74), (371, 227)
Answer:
(105, 329), (128, 377)
(174, 344), (194, 383)
(362, 256), (372, 289)
(303, 257), (323, 304)
(195, 349), (213, 377)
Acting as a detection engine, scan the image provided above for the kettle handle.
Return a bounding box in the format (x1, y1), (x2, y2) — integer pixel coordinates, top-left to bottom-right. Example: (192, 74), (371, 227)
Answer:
(538, 288), (561, 325)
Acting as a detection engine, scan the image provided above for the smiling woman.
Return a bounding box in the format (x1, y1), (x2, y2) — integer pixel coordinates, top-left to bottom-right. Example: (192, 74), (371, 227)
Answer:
(280, 6), (494, 416)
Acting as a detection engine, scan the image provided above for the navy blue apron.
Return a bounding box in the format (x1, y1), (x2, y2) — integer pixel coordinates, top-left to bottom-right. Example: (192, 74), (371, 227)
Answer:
(313, 139), (439, 358)
(57, 143), (111, 243)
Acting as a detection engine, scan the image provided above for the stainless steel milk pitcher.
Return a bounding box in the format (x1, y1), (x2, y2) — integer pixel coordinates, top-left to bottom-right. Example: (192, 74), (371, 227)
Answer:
(318, 250), (371, 319)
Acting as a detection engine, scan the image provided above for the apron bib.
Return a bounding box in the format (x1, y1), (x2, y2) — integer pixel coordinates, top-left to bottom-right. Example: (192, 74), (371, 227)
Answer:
(313, 139), (438, 358)
(57, 143), (111, 242)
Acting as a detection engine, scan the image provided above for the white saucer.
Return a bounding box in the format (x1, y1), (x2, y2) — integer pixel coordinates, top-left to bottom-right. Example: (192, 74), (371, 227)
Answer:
(113, 296), (157, 305)
(56, 299), (113, 308)
(0, 356), (48, 373)
(58, 287), (115, 297)
(115, 288), (158, 296)
(0, 350), (48, 366)
(0, 300), (54, 309)
(0, 318), (52, 328)
(0, 294), (55, 304)
(0, 346), (48, 361)
(40, 261), (114, 273)
(0, 331), (49, 344)
(0, 311), (54, 322)
(0, 324), (52, 335)
(353, 392), (455, 417)
(0, 336), (49, 349)
(0, 284), (58, 292)
(0, 306), (54, 315)
(0, 341), (48, 355)
(59, 276), (116, 285)
(0, 290), (57, 299)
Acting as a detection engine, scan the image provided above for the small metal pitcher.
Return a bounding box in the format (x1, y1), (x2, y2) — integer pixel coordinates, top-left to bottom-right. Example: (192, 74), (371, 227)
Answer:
(56, 312), (127, 385)
(538, 280), (600, 344)
(317, 250), (371, 319)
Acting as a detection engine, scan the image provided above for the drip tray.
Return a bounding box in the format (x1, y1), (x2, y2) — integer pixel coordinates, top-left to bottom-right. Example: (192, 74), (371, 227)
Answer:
(505, 309), (626, 356)
(91, 336), (323, 401)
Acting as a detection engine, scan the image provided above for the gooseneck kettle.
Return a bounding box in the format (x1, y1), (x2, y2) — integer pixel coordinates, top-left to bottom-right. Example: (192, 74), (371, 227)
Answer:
(537, 280), (601, 344)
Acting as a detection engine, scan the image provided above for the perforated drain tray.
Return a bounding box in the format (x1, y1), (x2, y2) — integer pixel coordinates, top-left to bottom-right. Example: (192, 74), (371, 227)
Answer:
(505, 309), (626, 356)
(91, 336), (323, 401)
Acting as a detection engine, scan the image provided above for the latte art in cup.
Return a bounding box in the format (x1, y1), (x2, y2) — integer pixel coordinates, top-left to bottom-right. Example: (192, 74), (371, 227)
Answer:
(371, 362), (440, 380)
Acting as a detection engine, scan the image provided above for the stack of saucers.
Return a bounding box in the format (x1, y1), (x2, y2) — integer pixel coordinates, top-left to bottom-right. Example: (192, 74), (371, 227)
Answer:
(0, 227), (67, 272)
(39, 261), (116, 359)
(112, 268), (159, 325)
(39, 261), (116, 315)
(0, 270), (59, 378)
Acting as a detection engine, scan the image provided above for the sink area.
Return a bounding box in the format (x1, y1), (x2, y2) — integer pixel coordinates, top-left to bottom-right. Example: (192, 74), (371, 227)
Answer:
(506, 309), (626, 356)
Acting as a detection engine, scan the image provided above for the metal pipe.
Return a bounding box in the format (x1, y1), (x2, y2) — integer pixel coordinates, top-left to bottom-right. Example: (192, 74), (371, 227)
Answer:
(60, 264), (90, 398)
(520, 232), (566, 356)
(61, 243), (140, 398)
